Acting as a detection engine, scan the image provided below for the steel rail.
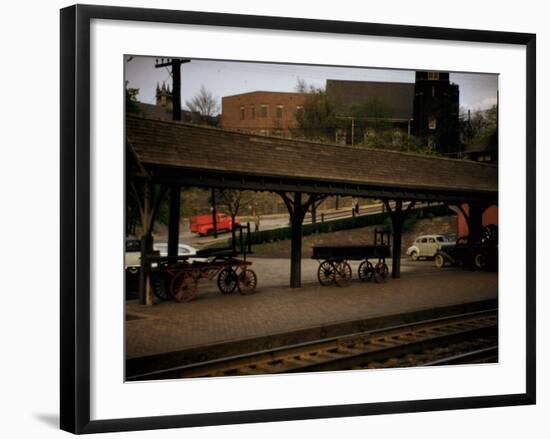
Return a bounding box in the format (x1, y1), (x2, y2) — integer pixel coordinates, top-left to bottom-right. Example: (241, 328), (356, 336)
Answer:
(128, 308), (497, 380)
(421, 345), (498, 366)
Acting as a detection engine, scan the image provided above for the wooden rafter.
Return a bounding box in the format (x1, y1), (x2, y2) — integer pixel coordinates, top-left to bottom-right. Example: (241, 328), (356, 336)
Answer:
(129, 181), (144, 220)
(145, 185), (168, 236)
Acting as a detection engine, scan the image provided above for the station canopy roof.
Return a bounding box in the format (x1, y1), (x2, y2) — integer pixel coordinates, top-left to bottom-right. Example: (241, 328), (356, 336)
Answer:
(126, 116), (497, 203)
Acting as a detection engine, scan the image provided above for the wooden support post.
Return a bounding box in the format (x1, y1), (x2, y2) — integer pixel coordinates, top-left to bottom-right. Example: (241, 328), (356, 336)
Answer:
(168, 185), (180, 258)
(138, 234), (153, 305)
(391, 200), (403, 279)
(290, 191), (303, 288)
(280, 192), (326, 288)
(468, 202), (484, 244)
(139, 181), (154, 305)
(384, 199), (412, 280)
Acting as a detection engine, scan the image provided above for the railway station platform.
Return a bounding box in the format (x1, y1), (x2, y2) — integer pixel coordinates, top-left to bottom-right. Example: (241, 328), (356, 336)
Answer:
(126, 259), (498, 378)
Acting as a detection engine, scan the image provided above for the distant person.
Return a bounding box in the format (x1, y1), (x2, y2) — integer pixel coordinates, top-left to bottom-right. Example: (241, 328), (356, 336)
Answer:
(255, 214), (260, 232)
(352, 198), (359, 215)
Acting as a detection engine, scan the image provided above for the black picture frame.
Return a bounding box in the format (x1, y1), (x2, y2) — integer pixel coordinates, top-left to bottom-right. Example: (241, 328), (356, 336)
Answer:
(60, 4), (536, 434)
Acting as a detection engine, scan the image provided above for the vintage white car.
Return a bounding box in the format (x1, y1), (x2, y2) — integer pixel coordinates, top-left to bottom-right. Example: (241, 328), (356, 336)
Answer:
(125, 239), (198, 274)
(406, 234), (455, 260)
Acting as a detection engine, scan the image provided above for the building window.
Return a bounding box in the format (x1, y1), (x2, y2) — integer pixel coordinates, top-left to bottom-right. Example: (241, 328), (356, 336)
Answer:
(261, 104), (269, 118)
(239, 106), (245, 120)
(250, 105), (255, 119)
(428, 116), (437, 130)
(428, 71), (440, 80)
(276, 105), (284, 118)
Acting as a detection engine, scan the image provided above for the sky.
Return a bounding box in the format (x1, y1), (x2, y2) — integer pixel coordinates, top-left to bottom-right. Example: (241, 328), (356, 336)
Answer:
(125, 56), (498, 114)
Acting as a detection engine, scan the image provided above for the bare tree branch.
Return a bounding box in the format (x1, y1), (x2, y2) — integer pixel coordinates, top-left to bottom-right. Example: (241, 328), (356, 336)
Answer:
(184, 84), (220, 117)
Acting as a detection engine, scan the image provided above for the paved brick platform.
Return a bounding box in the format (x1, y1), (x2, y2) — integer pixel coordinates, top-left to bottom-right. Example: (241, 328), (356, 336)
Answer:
(126, 260), (498, 364)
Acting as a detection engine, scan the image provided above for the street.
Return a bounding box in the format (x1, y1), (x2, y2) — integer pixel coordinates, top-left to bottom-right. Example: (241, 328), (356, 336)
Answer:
(180, 201), (425, 248)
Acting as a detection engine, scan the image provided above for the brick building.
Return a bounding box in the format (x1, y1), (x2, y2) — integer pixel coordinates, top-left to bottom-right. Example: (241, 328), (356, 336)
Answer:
(221, 91), (306, 136)
(221, 72), (463, 156)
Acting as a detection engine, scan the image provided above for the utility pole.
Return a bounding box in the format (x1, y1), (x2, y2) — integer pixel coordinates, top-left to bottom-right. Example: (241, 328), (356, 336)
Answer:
(154, 58), (191, 121)
(155, 58), (190, 258)
(336, 116), (356, 146)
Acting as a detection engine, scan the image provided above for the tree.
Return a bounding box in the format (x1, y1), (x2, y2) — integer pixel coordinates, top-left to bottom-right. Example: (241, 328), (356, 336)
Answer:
(346, 96), (394, 144)
(460, 105), (498, 147)
(293, 79), (442, 156)
(294, 82), (340, 142)
(294, 77), (309, 93)
(185, 85), (220, 117)
(125, 80), (140, 114)
(215, 189), (248, 253)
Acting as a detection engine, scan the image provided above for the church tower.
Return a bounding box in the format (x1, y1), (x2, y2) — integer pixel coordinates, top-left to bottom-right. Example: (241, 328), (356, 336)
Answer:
(155, 82), (173, 111)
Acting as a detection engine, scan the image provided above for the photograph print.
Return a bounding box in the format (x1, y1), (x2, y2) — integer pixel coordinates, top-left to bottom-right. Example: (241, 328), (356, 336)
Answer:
(124, 56), (498, 381)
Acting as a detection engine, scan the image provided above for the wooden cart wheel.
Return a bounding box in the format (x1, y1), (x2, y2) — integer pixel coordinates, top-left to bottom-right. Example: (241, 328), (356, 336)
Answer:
(358, 260), (374, 282)
(170, 272), (198, 302)
(151, 272), (172, 301)
(317, 260), (336, 286)
(334, 261), (352, 287)
(217, 267), (238, 294)
(237, 269), (258, 295)
(373, 261), (389, 283)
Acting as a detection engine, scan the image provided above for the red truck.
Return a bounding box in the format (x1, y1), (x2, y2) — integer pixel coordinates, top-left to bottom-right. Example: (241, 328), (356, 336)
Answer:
(190, 213), (239, 236)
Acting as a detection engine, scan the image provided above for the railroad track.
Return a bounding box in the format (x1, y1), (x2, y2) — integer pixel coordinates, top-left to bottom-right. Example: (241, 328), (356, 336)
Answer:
(422, 345), (498, 366)
(130, 309), (497, 380)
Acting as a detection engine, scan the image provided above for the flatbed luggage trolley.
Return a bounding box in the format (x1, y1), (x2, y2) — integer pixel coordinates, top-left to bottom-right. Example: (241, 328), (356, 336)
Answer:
(149, 223), (257, 302)
(311, 229), (391, 286)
